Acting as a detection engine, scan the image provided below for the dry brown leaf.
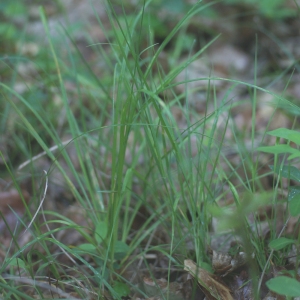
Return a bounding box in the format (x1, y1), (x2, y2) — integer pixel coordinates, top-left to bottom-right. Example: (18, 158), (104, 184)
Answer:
(184, 259), (234, 300)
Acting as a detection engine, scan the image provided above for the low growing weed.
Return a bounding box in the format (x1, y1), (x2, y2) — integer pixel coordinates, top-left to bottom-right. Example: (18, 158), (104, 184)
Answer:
(1, 0), (300, 299)
(258, 127), (300, 297)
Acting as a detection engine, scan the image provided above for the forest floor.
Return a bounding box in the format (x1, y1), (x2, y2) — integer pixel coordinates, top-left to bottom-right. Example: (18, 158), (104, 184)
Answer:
(1, 0), (300, 299)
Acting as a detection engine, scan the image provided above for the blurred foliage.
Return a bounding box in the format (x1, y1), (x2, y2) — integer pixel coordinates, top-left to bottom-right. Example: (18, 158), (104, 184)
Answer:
(225, 0), (297, 19)
(0, 1), (28, 52)
(116, 0), (297, 52)
(150, 0), (296, 19)
(236, 0), (295, 19)
(0, 0), (298, 165)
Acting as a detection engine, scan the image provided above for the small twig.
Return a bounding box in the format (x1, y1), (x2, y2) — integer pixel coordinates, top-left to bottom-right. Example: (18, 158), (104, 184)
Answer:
(2, 274), (81, 300)
(24, 170), (48, 233)
(25, 170), (77, 265)
(17, 139), (72, 170)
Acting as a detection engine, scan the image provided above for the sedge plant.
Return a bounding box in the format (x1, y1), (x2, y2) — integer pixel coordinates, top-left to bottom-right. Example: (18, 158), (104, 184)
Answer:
(1, 0), (299, 299)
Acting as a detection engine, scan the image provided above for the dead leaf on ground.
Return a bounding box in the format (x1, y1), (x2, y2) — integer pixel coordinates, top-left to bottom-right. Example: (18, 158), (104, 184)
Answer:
(229, 270), (254, 300)
(184, 259), (234, 300)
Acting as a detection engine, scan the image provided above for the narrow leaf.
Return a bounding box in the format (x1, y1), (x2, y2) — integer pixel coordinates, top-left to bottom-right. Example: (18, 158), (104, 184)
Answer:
(267, 128), (300, 145)
(257, 145), (300, 155)
(77, 243), (97, 254)
(269, 237), (294, 250)
(287, 152), (300, 160)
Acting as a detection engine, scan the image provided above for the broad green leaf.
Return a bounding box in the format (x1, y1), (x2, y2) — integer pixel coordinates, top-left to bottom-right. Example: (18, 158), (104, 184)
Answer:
(114, 241), (130, 253)
(269, 165), (300, 181)
(4, 2), (26, 16)
(95, 221), (108, 244)
(257, 145), (300, 155)
(269, 237), (294, 250)
(266, 276), (300, 297)
(0, 23), (17, 38)
(114, 241), (130, 260)
(289, 194), (300, 216)
(267, 128), (300, 145)
(8, 258), (26, 269)
(288, 186), (300, 201)
(112, 282), (130, 297)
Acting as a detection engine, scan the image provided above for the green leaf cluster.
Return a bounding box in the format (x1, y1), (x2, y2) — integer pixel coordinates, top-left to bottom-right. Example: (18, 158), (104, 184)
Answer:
(259, 128), (300, 296)
(0, 1), (27, 40)
(258, 128), (300, 217)
(76, 221), (130, 261)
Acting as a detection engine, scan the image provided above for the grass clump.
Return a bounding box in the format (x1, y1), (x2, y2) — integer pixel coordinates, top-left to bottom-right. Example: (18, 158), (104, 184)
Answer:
(0, 0), (299, 299)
